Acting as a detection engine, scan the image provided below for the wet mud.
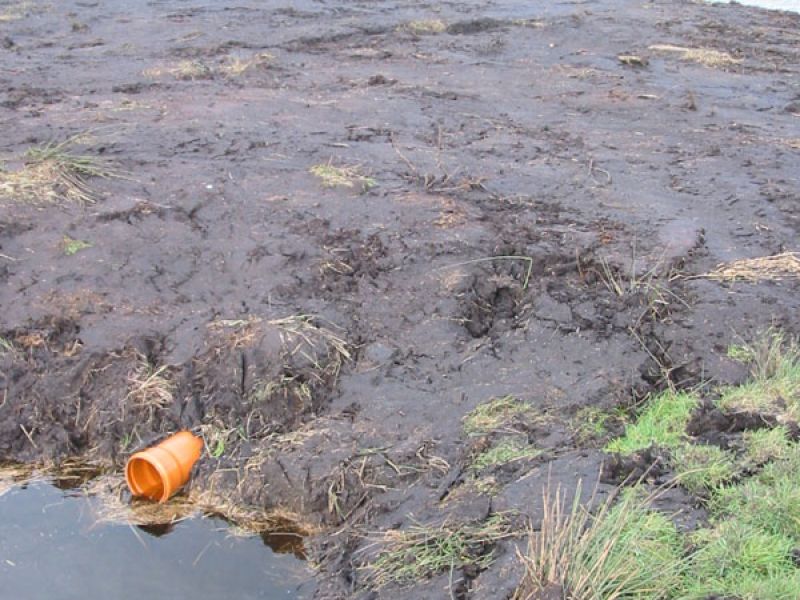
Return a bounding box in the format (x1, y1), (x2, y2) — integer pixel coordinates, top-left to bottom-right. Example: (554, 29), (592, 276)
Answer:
(1, 0), (799, 597)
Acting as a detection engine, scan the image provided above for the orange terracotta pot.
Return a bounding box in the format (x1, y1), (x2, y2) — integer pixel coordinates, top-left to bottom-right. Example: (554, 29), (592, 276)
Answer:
(125, 431), (203, 503)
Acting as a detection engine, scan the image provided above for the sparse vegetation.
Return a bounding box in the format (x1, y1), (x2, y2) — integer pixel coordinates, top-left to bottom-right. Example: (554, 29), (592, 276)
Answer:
(571, 406), (626, 445)
(0, 135), (120, 204)
(360, 515), (510, 588)
(309, 163), (376, 192)
(62, 236), (92, 256)
(0, 1), (40, 22)
(0, 336), (16, 357)
(469, 437), (540, 472)
(717, 331), (799, 423)
(463, 395), (536, 436)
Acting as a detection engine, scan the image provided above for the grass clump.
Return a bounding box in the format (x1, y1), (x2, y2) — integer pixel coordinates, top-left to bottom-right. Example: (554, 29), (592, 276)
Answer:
(571, 406), (626, 445)
(717, 331), (800, 422)
(309, 163), (376, 192)
(684, 522), (798, 600)
(0, 135), (119, 204)
(62, 236), (92, 256)
(463, 395), (535, 436)
(671, 443), (737, 496)
(604, 390), (697, 455)
(743, 426), (792, 467)
(516, 486), (685, 600)
(362, 515), (510, 588)
(469, 437), (540, 472)
(709, 444), (800, 543)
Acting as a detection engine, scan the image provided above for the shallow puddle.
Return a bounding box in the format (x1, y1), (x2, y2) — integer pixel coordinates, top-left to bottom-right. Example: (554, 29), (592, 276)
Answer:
(0, 482), (313, 599)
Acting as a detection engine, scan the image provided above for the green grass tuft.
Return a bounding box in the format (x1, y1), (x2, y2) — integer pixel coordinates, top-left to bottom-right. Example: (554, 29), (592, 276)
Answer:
(309, 163), (376, 192)
(604, 391), (697, 455)
(671, 443), (738, 495)
(717, 331), (800, 422)
(362, 515), (510, 588)
(743, 426), (792, 467)
(518, 486), (686, 599)
(469, 437), (540, 472)
(709, 444), (800, 544)
(62, 236), (92, 256)
(571, 405), (626, 445)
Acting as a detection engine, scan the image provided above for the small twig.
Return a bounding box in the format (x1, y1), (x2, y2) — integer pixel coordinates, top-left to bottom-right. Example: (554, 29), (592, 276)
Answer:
(390, 134), (419, 177)
(20, 424), (38, 449)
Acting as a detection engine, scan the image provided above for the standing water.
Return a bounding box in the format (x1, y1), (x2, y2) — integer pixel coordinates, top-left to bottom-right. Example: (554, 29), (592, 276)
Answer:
(0, 482), (313, 599)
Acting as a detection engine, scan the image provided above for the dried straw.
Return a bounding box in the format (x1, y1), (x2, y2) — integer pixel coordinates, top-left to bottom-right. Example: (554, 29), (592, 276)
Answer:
(703, 252), (800, 283)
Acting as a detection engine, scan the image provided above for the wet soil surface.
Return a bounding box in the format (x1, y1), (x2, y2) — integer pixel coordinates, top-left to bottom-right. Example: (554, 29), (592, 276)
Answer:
(0, 481), (312, 599)
(1, 0), (799, 597)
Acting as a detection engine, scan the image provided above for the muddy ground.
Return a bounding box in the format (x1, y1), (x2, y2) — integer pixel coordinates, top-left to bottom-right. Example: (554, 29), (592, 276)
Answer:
(1, 0), (799, 597)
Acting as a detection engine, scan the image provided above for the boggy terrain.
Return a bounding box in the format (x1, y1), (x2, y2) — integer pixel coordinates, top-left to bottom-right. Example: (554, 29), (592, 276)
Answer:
(1, 0), (799, 597)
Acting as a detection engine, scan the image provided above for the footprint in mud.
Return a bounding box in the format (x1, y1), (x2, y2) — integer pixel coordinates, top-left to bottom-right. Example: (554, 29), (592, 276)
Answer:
(458, 264), (527, 338)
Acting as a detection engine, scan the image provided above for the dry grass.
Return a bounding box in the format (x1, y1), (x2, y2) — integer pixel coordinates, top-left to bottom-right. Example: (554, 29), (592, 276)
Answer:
(0, 1), (42, 22)
(269, 314), (351, 377)
(649, 44), (741, 68)
(206, 316), (263, 348)
(126, 353), (174, 416)
(144, 53), (273, 81)
(0, 463), (36, 497)
(400, 19), (447, 35)
(143, 60), (212, 80)
(219, 53), (274, 77)
(702, 252), (800, 283)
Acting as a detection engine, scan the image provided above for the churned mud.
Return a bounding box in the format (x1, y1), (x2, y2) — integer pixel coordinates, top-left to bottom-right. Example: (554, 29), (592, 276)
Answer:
(1, 0), (799, 597)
